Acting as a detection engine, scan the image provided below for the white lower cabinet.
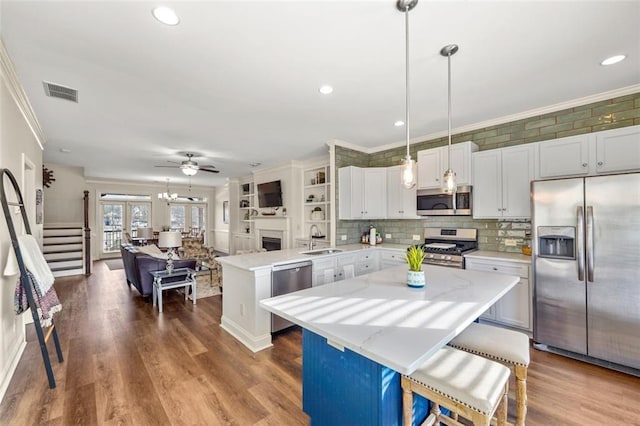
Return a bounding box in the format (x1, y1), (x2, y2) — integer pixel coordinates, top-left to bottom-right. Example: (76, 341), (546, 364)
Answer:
(465, 257), (532, 332)
(312, 254), (357, 286)
(355, 251), (379, 276)
(379, 249), (406, 269)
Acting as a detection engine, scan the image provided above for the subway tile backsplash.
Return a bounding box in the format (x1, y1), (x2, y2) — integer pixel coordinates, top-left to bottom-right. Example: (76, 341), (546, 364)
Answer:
(336, 218), (531, 253)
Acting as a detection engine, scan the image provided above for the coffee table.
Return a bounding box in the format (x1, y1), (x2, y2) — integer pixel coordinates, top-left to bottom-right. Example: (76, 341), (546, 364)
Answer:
(149, 267), (196, 313)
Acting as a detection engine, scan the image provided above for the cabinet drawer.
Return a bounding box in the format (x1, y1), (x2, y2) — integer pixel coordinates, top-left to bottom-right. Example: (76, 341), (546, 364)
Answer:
(465, 259), (529, 278)
(312, 258), (335, 270)
(356, 262), (375, 275)
(379, 250), (405, 263)
(355, 251), (377, 262)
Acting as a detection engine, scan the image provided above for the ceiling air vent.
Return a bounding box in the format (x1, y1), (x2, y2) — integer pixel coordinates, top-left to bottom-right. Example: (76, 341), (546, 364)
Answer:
(43, 81), (78, 103)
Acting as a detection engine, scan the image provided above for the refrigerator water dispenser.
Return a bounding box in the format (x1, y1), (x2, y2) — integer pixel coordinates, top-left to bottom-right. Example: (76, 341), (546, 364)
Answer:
(537, 226), (575, 259)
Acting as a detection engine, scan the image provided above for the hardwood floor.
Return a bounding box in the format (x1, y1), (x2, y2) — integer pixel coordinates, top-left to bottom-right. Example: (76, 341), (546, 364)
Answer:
(1, 261), (639, 425)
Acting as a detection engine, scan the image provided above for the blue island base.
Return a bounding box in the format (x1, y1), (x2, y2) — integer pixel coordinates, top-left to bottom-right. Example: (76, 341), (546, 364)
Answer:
(302, 329), (431, 426)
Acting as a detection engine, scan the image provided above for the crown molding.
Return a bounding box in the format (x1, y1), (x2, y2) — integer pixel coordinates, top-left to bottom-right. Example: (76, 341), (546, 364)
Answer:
(330, 84), (640, 154)
(0, 38), (46, 151)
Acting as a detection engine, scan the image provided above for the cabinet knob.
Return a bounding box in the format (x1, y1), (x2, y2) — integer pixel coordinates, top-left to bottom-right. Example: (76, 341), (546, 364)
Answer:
(582, 163), (588, 167)
(435, 178), (439, 182)
(493, 267), (498, 271)
(597, 161), (603, 166)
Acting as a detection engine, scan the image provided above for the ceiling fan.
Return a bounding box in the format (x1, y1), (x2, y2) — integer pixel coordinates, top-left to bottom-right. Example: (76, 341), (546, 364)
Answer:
(155, 153), (220, 176)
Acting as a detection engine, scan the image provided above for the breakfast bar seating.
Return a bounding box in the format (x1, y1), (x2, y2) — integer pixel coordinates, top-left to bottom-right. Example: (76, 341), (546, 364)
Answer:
(401, 346), (510, 426)
(448, 322), (530, 426)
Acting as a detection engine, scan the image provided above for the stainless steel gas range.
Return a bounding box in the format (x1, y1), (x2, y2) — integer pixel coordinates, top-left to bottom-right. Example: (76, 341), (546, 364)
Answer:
(417, 228), (478, 269)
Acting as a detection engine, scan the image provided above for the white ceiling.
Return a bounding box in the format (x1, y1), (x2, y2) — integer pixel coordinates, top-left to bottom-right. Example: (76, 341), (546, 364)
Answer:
(2, 1), (639, 187)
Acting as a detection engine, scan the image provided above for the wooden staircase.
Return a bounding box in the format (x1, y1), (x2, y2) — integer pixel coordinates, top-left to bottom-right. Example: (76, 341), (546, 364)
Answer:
(43, 226), (85, 277)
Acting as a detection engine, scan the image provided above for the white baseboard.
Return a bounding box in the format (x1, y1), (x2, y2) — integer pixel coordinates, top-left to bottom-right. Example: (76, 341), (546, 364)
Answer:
(220, 316), (272, 353)
(0, 339), (26, 404)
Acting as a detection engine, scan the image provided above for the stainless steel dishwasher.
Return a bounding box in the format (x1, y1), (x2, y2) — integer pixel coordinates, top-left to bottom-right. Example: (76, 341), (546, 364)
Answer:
(271, 260), (313, 333)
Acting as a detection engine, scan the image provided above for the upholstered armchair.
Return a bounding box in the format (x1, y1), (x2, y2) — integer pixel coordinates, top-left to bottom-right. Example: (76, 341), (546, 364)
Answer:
(178, 237), (222, 290)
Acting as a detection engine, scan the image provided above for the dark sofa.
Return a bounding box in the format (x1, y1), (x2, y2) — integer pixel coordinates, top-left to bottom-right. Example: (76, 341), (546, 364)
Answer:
(120, 244), (197, 298)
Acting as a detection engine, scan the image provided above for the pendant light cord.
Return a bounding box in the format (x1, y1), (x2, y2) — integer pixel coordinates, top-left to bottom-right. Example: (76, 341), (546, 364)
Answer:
(405, 6), (410, 158)
(447, 51), (452, 170)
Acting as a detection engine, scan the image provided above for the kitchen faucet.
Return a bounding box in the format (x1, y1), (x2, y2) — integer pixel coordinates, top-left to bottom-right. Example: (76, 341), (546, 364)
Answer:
(309, 224), (319, 250)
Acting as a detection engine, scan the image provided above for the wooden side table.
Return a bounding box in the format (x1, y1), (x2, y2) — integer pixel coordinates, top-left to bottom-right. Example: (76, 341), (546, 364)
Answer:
(149, 267), (196, 313)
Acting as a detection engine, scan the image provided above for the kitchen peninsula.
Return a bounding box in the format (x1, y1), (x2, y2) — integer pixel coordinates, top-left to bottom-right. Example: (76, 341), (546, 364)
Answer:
(216, 244), (409, 351)
(260, 264), (519, 425)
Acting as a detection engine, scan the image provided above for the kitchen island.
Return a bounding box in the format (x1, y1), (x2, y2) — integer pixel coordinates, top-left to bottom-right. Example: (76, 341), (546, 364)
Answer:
(216, 244), (408, 351)
(260, 264), (519, 425)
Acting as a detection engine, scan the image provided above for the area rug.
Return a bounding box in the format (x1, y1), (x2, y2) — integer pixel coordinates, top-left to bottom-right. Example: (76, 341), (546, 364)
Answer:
(188, 284), (221, 300)
(105, 259), (124, 271)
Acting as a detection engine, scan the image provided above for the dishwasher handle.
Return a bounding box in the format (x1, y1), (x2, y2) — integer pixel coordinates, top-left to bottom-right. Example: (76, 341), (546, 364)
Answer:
(272, 260), (313, 272)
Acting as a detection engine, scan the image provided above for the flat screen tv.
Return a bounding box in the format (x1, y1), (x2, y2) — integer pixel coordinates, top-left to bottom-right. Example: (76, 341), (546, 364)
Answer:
(257, 180), (283, 208)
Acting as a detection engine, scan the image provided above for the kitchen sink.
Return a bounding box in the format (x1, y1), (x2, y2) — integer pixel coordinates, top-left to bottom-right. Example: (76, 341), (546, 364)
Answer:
(300, 248), (344, 255)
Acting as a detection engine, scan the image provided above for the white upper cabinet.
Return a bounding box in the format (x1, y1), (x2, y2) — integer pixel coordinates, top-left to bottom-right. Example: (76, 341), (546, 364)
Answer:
(538, 125), (640, 178)
(417, 141), (478, 189)
(339, 166), (387, 220)
(386, 166), (417, 219)
(538, 134), (590, 178)
(473, 144), (535, 219)
(595, 126), (640, 174)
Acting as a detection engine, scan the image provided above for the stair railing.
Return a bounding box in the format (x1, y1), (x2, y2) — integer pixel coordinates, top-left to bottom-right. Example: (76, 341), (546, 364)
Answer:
(83, 190), (91, 276)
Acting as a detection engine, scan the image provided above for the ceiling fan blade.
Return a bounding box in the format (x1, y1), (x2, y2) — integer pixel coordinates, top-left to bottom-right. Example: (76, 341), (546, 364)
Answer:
(154, 165), (179, 168)
(199, 164), (217, 168)
(199, 168), (220, 174)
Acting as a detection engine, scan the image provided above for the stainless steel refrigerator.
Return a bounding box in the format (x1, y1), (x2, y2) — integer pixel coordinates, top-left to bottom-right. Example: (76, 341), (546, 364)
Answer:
(532, 172), (640, 372)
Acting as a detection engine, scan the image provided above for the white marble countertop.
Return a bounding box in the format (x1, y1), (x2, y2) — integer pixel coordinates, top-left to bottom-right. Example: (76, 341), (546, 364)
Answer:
(260, 264), (519, 375)
(216, 243), (408, 271)
(464, 250), (532, 264)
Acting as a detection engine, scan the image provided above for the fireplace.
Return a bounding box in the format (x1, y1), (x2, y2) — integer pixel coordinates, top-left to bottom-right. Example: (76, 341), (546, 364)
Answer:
(254, 217), (290, 251)
(262, 236), (282, 251)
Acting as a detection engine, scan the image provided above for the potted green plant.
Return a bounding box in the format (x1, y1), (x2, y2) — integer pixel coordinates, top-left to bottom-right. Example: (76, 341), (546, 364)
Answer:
(405, 246), (426, 288)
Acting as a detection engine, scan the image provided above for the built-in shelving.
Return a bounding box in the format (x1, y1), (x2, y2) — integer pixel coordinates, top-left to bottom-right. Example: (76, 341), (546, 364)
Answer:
(303, 165), (331, 243)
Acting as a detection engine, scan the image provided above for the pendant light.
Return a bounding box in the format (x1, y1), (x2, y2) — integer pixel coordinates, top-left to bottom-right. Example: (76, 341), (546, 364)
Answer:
(441, 44), (459, 195)
(398, 0), (418, 189)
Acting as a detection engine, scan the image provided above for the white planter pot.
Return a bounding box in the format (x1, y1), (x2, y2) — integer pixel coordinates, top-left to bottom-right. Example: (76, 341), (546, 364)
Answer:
(407, 270), (425, 288)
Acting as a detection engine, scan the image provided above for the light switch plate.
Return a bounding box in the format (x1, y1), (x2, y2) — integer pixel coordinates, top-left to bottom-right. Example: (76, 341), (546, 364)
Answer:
(412, 235), (421, 241)
(504, 238), (517, 246)
(341, 235), (347, 241)
(385, 234), (392, 239)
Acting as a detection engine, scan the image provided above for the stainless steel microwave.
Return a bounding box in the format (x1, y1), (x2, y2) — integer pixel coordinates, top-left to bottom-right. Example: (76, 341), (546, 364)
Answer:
(416, 186), (472, 216)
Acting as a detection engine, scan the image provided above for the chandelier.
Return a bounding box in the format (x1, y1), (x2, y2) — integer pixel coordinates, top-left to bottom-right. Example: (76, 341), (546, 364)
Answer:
(158, 179), (178, 201)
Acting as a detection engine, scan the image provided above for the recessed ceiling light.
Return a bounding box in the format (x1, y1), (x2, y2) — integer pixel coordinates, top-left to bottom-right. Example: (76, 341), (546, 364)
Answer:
(600, 54), (626, 66)
(152, 6), (180, 26)
(394, 120), (405, 127)
(319, 85), (333, 95)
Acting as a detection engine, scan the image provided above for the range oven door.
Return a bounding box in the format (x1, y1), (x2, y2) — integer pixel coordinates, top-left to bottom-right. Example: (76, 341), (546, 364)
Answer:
(417, 186), (472, 216)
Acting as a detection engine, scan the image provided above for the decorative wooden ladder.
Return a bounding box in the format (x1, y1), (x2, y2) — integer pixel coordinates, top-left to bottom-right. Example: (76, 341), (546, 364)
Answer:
(1, 168), (64, 389)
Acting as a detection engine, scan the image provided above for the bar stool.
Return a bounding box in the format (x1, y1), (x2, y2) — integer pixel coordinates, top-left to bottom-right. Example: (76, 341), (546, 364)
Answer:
(402, 346), (510, 426)
(448, 322), (530, 426)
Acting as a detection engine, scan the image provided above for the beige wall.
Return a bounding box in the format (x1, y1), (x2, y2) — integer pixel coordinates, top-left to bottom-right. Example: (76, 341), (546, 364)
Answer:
(213, 183), (229, 253)
(43, 162), (86, 225)
(0, 58), (44, 401)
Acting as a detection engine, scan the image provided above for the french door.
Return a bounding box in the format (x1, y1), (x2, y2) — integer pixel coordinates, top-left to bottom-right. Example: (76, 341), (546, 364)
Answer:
(169, 203), (206, 237)
(100, 201), (151, 255)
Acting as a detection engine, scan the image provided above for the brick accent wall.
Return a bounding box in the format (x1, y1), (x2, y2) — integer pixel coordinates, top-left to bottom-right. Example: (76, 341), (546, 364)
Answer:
(336, 92), (640, 252)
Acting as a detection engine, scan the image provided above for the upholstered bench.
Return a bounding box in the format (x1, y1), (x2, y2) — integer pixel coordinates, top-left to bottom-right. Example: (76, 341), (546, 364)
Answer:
(402, 346), (510, 426)
(448, 322), (530, 426)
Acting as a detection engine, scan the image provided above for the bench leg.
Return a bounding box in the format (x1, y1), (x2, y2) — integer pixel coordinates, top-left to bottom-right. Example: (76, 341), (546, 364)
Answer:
(401, 376), (413, 426)
(515, 365), (528, 426)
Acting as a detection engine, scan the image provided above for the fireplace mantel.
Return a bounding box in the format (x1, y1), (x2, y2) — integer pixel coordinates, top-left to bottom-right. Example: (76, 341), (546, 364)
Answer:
(254, 217), (290, 250)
